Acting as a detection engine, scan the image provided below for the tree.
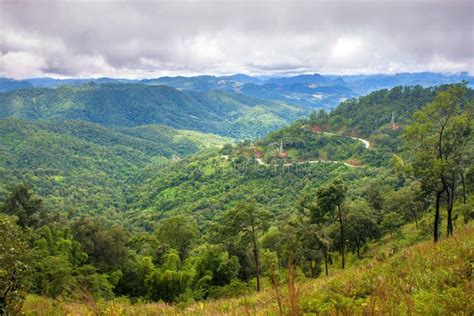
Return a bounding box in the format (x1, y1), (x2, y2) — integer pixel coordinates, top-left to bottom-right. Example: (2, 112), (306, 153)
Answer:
(401, 83), (474, 241)
(384, 183), (425, 228)
(146, 250), (192, 302)
(115, 255), (155, 299)
(298, 223), (325, 278)
(365, 180), (385, 212)
(72, 217), (129, 272)
(380, 212), (404, 236)
(0, 184), (47, 228)
(222, 202), (268, 292)
(299, 190), (333, 276)
(31, 255), (74, 298)
(345, 201), (380, 258)
(155, 215), (199, 263)
(193, 245), (240, 298)
(314, 179), (348, 269)
(0, 215), (30, 314)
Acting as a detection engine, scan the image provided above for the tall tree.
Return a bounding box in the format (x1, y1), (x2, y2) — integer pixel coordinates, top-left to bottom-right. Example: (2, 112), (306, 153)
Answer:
(0, 215), (30, 314)
(155, 215), (199, 263)
(401, 83), (473, 241)
(222, 202), (268, 292)
(345, 201), (380, 258)
(314, 179), (348, 269)
(72, 217), (129, 272)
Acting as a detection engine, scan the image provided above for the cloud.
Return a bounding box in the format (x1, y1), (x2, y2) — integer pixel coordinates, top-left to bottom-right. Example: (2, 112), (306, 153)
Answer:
(0, 0), (473, 78)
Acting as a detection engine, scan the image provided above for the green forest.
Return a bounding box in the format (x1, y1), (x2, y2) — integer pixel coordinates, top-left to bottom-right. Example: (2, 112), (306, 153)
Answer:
(1, 83), (473, 315)
(0, 83), (306, 139)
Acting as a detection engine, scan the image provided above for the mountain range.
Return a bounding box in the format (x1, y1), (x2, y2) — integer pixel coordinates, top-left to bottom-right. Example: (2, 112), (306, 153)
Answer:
(0, 83), (306, 139)
(1, 72), (472, 110)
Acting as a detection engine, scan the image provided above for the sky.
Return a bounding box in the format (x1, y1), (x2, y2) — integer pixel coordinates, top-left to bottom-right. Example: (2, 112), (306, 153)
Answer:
(0, 0), (473, 79)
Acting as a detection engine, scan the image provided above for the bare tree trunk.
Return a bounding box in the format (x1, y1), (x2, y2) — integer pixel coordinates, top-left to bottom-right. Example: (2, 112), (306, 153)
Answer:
(356, 237), (360, 259)
(309, 260), (316, 278)
(324, 254), (329, 276)
(338, 206), (345, 269)
(251, 224), (261, 292)
(434, 190), (442, 243)
(460, 171), (466, 204)
(444, 175), (455, 237)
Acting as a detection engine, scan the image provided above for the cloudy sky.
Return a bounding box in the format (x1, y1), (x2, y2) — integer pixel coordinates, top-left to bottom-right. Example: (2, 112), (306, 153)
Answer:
(0, 0), (473, 79)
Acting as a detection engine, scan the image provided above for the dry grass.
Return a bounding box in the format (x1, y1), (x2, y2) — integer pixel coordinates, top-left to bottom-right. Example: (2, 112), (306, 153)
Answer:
(23, 225), (474, 315)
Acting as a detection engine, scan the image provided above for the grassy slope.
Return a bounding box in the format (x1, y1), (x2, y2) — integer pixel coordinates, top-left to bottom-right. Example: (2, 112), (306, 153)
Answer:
(23, 221), (474, 315)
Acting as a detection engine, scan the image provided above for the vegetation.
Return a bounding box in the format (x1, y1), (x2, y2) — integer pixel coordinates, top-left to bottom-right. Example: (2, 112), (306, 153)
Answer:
(0, 83), (306, 139)
(0, 83), (472, 314)
(0, 118), (228, 215)
(399, 84), (474, 241)
(21, 223), (474, 315)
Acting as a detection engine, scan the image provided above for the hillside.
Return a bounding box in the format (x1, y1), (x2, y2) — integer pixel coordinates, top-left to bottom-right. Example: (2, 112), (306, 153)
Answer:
(1, 84), (472, 315)
(128, 152), (359, 229)
(0, 83), (306, 139)
(23, 223), (473, 315)
(0, 118), (228, 215)
(117, 85), (474, 229)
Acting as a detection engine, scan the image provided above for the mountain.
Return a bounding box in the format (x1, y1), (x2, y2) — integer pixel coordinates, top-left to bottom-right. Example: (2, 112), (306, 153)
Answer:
(25, 77), (135, 88)
(127, 84), (474, 226)
(0, 83), (307, 139)
(4, 72), (471, 113)
(117, 72), (474, 110)
(239, 82), (357, 110)
(0, 118), (228, 214)
(2, 84), (473, 312)
(266, 73), (342, 86)
(0, 78), (33, 92)
(336, 71), (474, 94)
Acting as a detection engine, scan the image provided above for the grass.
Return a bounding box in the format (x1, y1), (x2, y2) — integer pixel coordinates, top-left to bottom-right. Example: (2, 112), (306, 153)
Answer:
(22, 222), (473, 315)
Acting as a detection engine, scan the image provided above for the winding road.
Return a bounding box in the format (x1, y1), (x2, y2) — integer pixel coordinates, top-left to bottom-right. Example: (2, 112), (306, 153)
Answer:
(313, 131), (370, 149)
(254, 131), (371, 168)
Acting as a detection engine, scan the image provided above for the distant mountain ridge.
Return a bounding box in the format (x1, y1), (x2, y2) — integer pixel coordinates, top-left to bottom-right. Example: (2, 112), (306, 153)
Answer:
(2, 72), (471, 110)
(0, 78), (33, 92)
(0, 83), (306, 139)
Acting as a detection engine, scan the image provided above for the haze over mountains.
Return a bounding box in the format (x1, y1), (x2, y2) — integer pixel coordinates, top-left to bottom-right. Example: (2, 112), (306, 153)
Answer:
(1, 72), (472, 110)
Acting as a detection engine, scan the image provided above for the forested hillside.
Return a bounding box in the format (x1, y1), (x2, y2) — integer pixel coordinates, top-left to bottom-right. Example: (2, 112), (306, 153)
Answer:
(0, 83), (306, 139)
(1, 84), (473, 315)
(0, 119), (228, 215)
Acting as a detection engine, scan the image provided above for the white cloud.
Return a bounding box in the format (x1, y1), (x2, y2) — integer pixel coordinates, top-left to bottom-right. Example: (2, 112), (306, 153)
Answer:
(0, 0), (472, 78)
(0, 51), (46, 78)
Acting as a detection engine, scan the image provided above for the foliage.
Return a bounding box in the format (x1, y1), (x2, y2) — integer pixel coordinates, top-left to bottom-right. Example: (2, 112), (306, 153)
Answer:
(0, 214), (30, 314)
(0, 83), (306, 139)
(399, 83), (474, 240)
(0, 84), (472, 313)
(21, 223), (474, 315)
(0, 118), (228, 216)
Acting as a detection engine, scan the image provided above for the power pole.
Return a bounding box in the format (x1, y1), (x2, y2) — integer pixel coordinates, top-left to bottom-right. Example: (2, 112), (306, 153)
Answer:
(391, 112), (396, 130)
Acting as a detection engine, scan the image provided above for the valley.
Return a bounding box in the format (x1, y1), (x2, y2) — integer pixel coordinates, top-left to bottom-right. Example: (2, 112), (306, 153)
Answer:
(0, 79), (473, 315)
(1, 1), (473, 314)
